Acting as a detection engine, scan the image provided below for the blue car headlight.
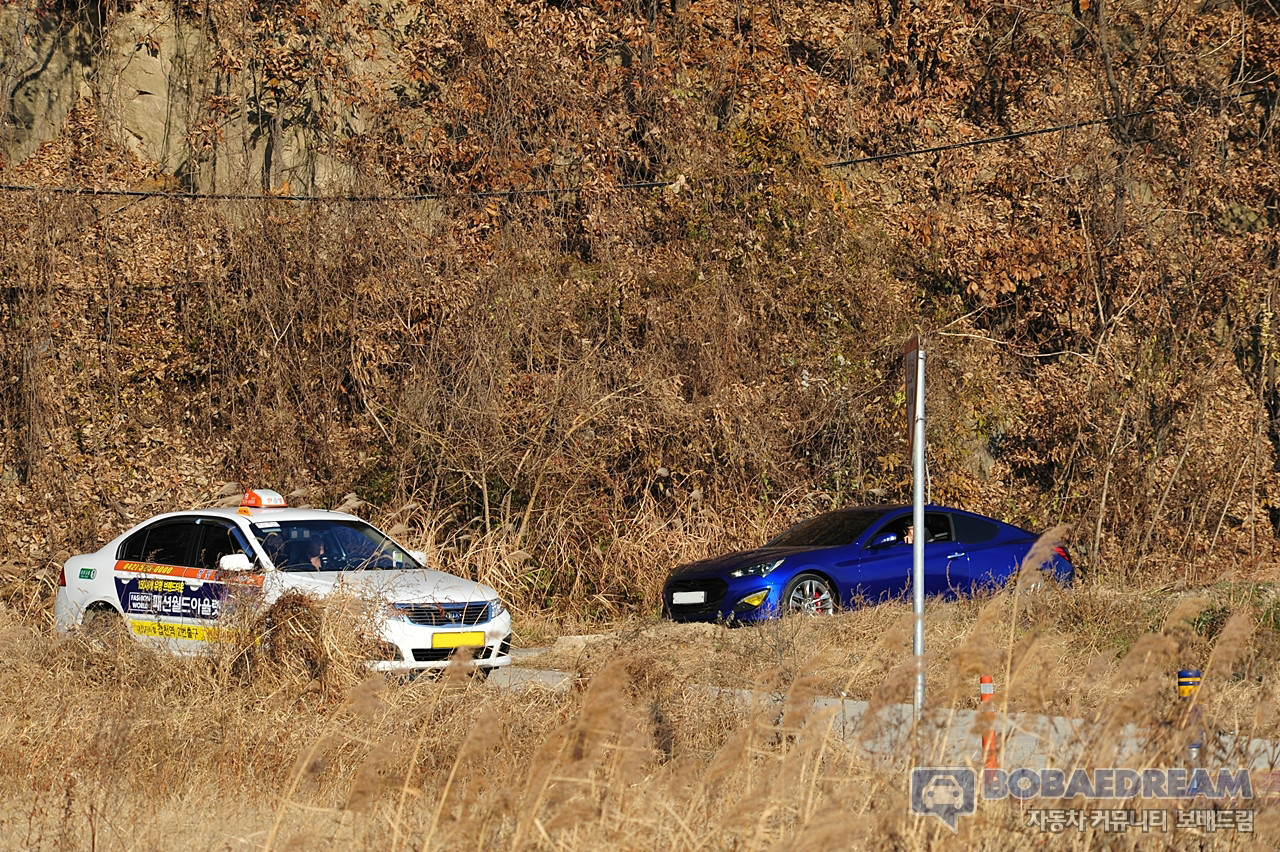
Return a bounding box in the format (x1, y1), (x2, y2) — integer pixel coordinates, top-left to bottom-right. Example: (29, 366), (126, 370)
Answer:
(729, 558), (783, 578)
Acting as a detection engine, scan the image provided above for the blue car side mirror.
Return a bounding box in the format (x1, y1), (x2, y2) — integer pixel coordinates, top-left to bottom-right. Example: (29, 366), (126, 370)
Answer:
(869, 532), (899, 548)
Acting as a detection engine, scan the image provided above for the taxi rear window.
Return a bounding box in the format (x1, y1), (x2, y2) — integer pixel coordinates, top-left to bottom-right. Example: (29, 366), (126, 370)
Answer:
(118, 521), (199, 565)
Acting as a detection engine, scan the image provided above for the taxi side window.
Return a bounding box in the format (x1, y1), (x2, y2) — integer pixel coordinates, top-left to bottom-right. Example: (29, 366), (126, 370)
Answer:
(197, 523), (245, 571)
(119, 529), (148, 561)
(117, 520), (199, 566)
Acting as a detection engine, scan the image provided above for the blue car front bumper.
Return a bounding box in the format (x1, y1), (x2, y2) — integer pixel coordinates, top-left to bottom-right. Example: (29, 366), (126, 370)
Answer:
(663, 575), (779, 623)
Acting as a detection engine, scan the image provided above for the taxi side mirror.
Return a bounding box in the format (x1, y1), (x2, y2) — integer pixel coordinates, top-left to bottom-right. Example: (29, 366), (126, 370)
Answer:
(220, 553), (254, 573)
(407, 549), (428, 567)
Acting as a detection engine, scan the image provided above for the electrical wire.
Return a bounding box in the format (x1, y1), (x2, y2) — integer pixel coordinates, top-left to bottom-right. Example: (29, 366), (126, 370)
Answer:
(0, 89), (1270, 203)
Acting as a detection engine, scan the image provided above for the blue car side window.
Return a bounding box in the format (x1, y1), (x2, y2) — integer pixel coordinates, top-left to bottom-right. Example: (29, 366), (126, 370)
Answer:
(923, 513), (951, 543)
(953, 514), (999, 543)
(866, 515), (911, 548)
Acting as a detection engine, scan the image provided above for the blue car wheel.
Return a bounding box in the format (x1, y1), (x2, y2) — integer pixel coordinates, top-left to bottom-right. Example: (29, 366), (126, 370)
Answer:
(784, 573), (836, 616)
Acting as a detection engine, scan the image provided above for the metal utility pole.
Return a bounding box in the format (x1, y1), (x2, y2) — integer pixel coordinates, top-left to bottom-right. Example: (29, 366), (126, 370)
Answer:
(905, 334), (926, 722)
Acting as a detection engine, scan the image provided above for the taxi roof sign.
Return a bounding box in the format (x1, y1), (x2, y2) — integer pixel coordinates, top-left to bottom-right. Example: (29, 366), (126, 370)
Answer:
(240, 488), (288, 509)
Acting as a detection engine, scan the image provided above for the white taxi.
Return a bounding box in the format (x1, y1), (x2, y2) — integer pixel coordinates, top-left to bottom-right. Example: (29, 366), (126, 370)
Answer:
(54, 489), (512, 675)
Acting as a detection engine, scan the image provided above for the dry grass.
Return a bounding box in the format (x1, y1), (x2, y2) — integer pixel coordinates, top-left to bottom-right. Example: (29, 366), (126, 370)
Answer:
(4, 571), (1280, 851)
(525, 583), (1280, 738)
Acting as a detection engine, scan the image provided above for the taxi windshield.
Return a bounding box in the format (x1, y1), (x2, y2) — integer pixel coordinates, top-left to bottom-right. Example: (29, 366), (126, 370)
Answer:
(251, 519), (421, 573)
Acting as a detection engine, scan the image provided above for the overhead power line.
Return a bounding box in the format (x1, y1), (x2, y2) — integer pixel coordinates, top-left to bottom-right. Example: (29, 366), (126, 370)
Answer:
(822, 108), (1158, 168)
(0, 91), (1269, 203)
(0, 178), (673, 202)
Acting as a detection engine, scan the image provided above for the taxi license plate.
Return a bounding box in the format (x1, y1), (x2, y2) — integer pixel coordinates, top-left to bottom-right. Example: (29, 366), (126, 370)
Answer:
(432, 631), (486, 649)
(672, 591), (706, 605)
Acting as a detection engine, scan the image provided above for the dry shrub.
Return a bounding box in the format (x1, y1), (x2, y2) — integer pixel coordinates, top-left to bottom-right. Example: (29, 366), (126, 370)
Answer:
(252, 591), (329, 675)
(1205, 611), (1256, 684)
(344, 734), (402, 813)
(209, 589), (385, 696)
(1163, 596), (1213, 658)
(0, 562), (58, 623)
(1017, 524), (1071, 592)
(944, 592), (1008, 704)
(3, 606), (1278, 850)
(3, 0), (1280, 628)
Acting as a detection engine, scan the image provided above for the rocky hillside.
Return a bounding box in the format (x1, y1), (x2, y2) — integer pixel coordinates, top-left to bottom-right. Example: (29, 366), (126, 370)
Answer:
(1, 0), (1278, 618)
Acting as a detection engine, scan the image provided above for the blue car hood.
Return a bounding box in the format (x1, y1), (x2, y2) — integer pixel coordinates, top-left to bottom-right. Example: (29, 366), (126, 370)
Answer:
(668, 546), (804, 580)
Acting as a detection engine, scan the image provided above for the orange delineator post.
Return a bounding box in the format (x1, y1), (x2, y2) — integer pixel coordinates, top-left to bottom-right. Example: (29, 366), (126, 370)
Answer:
(980, 675), (998, 780)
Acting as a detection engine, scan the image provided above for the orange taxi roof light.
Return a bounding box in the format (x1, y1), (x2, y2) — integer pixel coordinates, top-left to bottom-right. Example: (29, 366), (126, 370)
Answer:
(240, 488), (288, 509)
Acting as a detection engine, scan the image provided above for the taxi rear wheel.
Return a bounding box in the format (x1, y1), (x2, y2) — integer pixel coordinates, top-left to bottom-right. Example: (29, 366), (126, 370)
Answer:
(81, 606), (129, 646)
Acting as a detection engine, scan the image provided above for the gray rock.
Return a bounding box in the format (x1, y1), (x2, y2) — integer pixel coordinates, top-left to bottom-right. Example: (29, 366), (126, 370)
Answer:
(963, 438), (996, 480)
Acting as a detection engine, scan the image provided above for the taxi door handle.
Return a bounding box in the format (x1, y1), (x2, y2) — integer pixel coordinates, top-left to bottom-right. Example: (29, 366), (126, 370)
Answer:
(947, 552), (964, 560)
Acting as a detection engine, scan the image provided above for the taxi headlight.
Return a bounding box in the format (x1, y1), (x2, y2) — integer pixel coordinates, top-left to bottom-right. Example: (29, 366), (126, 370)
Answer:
(377, 640), (403, 661)
(364, 637), (403, 661)
(490, 597), (507, 619)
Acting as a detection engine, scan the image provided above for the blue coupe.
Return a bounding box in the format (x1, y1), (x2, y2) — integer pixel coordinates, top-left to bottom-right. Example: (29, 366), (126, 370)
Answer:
(662, 505), (1073, 623)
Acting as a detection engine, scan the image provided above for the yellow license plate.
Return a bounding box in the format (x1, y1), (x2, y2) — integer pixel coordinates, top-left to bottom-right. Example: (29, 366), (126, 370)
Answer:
(432, 631), (486, 649)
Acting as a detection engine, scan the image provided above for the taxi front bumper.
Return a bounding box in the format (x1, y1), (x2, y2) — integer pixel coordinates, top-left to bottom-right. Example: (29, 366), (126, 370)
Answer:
(371, 609), (513, 673)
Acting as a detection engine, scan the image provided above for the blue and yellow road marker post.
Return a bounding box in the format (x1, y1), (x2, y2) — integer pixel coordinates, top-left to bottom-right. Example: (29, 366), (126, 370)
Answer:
(1178, 669), (1204, 794)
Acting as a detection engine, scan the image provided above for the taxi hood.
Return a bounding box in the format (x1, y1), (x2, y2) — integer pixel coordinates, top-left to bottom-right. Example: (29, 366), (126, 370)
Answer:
(275, 568), (494, 605)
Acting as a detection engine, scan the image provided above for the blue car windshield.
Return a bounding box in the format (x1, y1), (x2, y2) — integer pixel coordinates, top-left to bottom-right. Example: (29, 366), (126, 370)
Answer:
(765, 510), (884, 548)
(250, 519), (420, 572)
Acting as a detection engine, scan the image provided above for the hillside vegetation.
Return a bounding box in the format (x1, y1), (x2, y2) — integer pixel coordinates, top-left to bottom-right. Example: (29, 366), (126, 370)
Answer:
(2, 0), (1280, 849)
(2, 0), (1278, 616)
